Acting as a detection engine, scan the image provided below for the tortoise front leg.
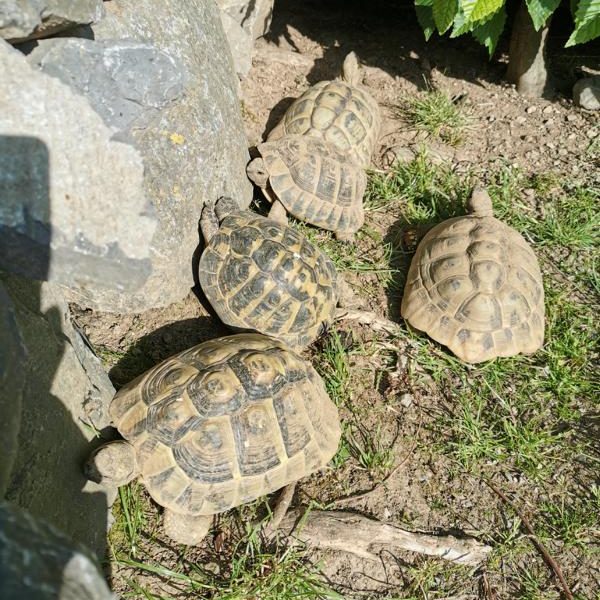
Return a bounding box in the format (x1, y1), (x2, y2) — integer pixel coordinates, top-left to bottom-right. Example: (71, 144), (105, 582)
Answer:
(263, 482), (297, 537)
(268, 199), (289, 225)
(163, 510), (213, 546)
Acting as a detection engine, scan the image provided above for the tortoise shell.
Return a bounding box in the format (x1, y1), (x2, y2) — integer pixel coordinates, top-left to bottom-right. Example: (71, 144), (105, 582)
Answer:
(199, 211), (338, 349)
(257, 135), (367, 236)
(401, 200), (544, 363)
(111, 334), (340, 516)
(267, 79), (381, 168)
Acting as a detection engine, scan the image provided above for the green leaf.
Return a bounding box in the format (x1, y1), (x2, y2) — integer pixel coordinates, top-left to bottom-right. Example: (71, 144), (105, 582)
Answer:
(451, 7), (474, 36)
(415, 0), (434, 7)
(433, 0), (459, 33)
(566, 0), (600, 45)
(471, 7), (507, 55)
(460, 0), (504, 23)
(525, 0), (561, 30)
(416, 5), (436, 40)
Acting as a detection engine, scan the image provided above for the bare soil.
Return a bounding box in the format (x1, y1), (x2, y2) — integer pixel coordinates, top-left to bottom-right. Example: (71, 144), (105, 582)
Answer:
(75, 1), (599, 598)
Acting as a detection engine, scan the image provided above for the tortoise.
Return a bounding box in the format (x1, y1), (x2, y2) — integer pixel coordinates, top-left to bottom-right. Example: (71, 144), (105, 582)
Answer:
(267, 52), (381, 168)
(85, 333), (341, 545)
(246, 135), (367, 241)
(401, 187), (545, 363)
(198, 196), (338, 349)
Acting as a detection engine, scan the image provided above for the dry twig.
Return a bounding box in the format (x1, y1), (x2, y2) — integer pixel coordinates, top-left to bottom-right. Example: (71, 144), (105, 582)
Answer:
(485, 479), (574, 600)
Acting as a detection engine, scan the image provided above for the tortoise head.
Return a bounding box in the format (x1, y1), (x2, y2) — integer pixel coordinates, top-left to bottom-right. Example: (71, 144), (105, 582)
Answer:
(84, 440), (138, 487)
(246, 157), (269, 188)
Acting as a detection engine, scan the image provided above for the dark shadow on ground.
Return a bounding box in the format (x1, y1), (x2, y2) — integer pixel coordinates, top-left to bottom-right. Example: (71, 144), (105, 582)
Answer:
(265, 0), (600, 99)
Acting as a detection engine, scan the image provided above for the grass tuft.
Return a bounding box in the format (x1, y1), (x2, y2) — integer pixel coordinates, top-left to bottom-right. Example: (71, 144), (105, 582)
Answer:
(398, 90), (470, 146)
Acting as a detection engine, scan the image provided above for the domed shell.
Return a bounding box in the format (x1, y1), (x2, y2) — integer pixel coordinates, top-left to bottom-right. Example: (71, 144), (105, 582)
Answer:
(401, 212), (544, 363)
(110, 334), (341, 516)
(199, 211), (338, 349)
(257, 135), (367, 236)
(267, 79), (381, 168)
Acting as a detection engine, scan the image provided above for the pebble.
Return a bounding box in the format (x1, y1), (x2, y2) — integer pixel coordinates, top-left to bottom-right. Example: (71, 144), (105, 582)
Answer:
(567, 114), (578, 122)
(544, 118), (554, 126)
(542, 105), (554, 114)
(587, 128), (598, 139)
(399, 393), (414, 408)
(515, 116), (527, 124)
(558, 148), (568, 156)
(567, 133), (576, 141)
(526, 106), (537, 114)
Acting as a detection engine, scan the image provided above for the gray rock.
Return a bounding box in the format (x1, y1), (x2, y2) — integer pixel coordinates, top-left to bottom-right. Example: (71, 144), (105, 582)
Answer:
(217, 0), (274, 40)
(219, 10), (253, 79)
(62, 0), (254, 312)
(0, 502), (114, 600)
(0, 285), (26, 498)
(0, 0), (104, 43)
(0, 272), (116, 558)
(573, 76), (600, 111)
(29, 38), (187, 136)
(0, 40), (157, 310)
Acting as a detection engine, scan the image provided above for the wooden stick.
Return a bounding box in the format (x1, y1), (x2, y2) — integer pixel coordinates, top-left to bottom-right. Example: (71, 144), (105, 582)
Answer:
(279, 509), (492, 566)
(485, 480), (574, 600)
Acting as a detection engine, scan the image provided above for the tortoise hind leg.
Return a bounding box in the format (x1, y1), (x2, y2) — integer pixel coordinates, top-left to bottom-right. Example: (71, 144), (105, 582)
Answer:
(268, 199), (289, 225)
(263, 482), (297, 538)
(163, 510), (212, 546)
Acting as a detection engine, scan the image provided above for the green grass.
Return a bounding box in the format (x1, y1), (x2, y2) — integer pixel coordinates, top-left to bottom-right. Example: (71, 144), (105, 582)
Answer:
(398, 91), (470, 146)
(110, 489), (341, 600)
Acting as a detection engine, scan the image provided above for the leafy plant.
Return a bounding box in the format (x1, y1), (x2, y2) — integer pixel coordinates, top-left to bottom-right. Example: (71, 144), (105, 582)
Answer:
(415, 0), (600, 55)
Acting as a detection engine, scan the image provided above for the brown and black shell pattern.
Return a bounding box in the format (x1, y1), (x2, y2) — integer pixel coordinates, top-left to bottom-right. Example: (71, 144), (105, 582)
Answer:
(267, 79), (381, 168)
(401, 215), (545, 363)
(199, 211), (338, 349)
(258, 135), (367, 236)
(110, 334), (341, 517)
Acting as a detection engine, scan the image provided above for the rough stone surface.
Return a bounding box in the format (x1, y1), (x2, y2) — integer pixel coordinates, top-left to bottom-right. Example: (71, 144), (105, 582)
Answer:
(219, 10), (253, 79)
(0, 0), (104, 43)
(0, 272), (116, 558)
(573, 76), (600, 111)
(29, 38), (187, 135)
(0, 40), (156, 310)
(217, 0), (274, 40)
(0, 502), (114, 600)
(0, 284), (26, 498)
(65, 0), (253, 312)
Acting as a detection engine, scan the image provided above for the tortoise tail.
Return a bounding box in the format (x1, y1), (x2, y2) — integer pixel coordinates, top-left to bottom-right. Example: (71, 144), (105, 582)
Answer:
(341, 51), (361, 86)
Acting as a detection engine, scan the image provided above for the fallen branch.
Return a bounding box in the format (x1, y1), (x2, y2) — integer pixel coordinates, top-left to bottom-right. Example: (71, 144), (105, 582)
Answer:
(279, 509), (492, 567)
(485, 480), (574, 600)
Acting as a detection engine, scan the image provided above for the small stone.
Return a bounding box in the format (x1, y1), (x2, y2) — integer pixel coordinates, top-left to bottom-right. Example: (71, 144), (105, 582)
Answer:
(546, 141), (555, 149)
(566, 114), (578, 122)
(399, 393), (414, 408)
(487, 115), (495, 122)
(567, 133), (576, 141)
(542, 105), (554, 114)
(573, 76), (600, 110)
(558, 148), (568, 157)
(515, 116), (527, 125)
(526, 106), (537, 114)
(587, 128), (598, 139)
(543, 118), (554, 126)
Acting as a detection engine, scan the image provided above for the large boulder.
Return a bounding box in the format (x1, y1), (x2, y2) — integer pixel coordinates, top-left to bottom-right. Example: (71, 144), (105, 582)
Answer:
(216, 0), (273, 79)
(0, 273), (116, 558)
(0, 40), (157, 310)
(0, 501), (114, 600)
(0, 0), (104, 43)
(217, 0), (274, 40)
(0, 285), (26, 498)
(46, 0), (254, 312)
